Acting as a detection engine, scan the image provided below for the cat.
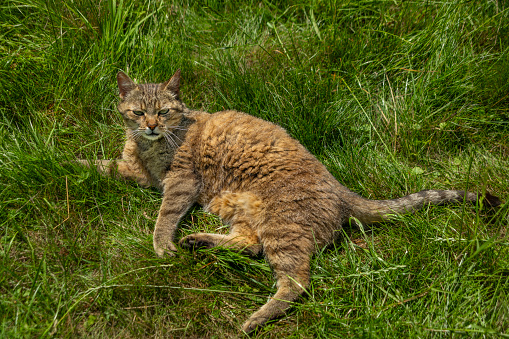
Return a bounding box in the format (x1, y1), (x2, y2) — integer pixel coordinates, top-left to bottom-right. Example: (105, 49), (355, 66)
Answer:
(81, 69), (502, 333)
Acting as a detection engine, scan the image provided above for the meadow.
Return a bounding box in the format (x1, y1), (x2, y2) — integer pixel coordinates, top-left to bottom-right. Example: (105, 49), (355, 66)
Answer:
(1, 0), (508, 337)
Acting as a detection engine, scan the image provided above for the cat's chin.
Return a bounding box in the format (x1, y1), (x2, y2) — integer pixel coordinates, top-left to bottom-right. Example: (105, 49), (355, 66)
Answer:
(142, 133), (163, 141)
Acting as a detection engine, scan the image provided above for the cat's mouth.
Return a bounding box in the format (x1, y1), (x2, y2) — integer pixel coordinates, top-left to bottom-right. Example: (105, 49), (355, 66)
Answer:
(143, 129), (163, 140)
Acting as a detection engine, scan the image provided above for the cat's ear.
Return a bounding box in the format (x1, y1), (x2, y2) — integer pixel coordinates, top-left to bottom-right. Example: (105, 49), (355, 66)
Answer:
(162, 69), (181, 100)
(117, 71), (136, 99)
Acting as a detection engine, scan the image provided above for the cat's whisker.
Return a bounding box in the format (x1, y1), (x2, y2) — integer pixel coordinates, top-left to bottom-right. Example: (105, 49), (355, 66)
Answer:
(168, 131), (183, 143)
(165, 134), (181, 149)
(162, 132), (172, 145)
(168, 137), (178, 149)
(163, 131), (178, 149)
(166, 126), (188, 131)
(129, 130), (142, 141)
(133, 130), (145, 141)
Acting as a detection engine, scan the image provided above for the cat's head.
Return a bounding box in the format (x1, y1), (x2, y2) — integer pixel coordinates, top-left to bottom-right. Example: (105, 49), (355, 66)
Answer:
(116, 70), (185, 141)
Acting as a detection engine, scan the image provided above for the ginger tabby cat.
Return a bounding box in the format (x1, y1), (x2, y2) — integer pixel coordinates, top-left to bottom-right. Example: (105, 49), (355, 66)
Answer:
(81, 69), (501, 333)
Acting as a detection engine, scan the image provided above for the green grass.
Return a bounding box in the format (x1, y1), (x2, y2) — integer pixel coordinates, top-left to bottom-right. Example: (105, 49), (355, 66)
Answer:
(1, 0), (509, 337)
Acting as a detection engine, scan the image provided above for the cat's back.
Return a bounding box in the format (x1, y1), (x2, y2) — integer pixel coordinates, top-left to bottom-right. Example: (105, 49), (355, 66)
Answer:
(200, 110), (293, 150)
(190, 110), (340, 203)
(196, 110), (311, 168)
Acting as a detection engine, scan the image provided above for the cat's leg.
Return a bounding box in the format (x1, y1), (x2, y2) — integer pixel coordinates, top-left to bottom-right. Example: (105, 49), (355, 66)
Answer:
(178, 220), (262, 256)
(153, 170), (200, 257)
(77, 159), (153, 187)
(77, 159), (118, 175)
(241, 225), (313, 333)
(114, 160), (153, 187)
(76, 139), (153, 187)
(179, 192), (263, 256)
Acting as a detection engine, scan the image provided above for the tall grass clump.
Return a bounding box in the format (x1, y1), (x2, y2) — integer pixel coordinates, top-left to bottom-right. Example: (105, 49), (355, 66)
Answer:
(1, 0), (508, 337)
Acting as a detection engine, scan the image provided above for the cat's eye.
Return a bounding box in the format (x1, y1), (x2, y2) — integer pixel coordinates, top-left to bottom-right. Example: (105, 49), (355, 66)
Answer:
(133, 110), (144, 116)
(158, 109), (169, 116)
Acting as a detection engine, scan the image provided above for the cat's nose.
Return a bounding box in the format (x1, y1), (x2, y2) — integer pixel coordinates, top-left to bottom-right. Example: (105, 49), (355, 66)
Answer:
(147, 123), (157, 130)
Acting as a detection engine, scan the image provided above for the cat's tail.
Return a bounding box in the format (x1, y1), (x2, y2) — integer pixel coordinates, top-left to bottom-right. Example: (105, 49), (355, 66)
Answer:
(349, 190), (502, 225)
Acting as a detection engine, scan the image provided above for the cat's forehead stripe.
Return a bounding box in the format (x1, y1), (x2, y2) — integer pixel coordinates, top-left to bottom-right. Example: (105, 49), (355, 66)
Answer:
(130, 83), (177, 110)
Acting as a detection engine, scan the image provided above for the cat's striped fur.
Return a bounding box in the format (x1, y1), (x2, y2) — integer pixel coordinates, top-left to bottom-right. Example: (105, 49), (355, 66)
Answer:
(83, 69), (501, 333)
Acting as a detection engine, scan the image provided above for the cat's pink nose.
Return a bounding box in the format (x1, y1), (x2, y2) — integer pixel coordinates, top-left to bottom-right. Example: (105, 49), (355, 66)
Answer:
(147, 123), (157, 130)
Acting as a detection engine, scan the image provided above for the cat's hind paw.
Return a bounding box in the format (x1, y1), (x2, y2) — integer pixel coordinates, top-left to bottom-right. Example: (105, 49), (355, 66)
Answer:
(179, 234), (216, 251)
(241, 316), (267, 334)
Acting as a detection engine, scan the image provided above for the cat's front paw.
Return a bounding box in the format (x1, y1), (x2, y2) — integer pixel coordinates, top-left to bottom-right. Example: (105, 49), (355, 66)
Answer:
(179, 234), (215, 251)
(241, 316), (266, 334)
(153, 239), (177, 258)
